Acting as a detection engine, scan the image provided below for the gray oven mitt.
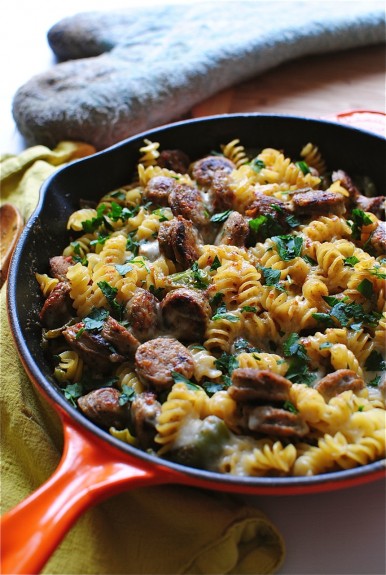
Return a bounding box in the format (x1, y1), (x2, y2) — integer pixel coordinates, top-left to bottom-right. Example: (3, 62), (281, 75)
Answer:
(12, 1), (385, 150)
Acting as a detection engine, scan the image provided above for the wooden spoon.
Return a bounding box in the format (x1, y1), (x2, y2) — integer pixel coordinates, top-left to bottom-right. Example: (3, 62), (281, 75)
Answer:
(0, 204), (24, 287)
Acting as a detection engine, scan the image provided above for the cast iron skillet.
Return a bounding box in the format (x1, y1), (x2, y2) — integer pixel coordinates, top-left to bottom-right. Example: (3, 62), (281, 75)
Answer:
(2, 114), (386, 574)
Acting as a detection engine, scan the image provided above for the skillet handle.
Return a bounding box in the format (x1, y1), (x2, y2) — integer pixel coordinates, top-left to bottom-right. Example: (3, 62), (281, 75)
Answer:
(0, 417), (170, 575)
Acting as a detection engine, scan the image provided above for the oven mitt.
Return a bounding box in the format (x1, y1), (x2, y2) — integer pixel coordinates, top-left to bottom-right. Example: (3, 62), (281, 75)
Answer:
(12, 1), (385, 150)
(0, 145), (285, 574)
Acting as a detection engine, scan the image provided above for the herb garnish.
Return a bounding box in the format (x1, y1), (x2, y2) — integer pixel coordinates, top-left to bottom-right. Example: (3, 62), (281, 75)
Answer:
(211, 303), (240, 322)
(272, 235), (303, 261)
(343, 255), (360, 267)
(260, 266), (286, 292)
(349, 208), (373, 240)
(283, 332), (316, 385)
(312, 295), (381, 330)
(97, 281), (125, 320)
(210, 210), (231, 223)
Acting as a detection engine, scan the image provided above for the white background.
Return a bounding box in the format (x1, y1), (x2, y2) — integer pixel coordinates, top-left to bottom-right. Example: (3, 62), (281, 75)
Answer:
(1, 2), (385, 574)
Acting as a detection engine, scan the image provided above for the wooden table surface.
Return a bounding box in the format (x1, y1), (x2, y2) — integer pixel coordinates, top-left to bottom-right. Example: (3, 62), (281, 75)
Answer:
(192, 44), (385, 128)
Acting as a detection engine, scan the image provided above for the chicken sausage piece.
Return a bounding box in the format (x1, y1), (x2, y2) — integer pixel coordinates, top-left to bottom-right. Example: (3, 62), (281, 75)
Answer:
(245, 193), (288, 219)
(39, 281), (75, 329)
(131, 392), (162, 449)
(135, 336), (194, 389)
(49, 256), (73, 281)
(101, 315), (140, 356)
(355, 195), (386, 220)
(292, 189), (346, 216)
(78, 387), (130, 429)
(209, 172), (235, 211)
(242, 405), (309, 438)
(315, 369), (365, 401)
(144, 176), (177, 207)
(157, 149), (191, 174)
(229, 369), (292, 403)
(160, 288), (211, 341)
(158, 216), (201, 269)
(63, 323), (125, 373)
(126, 288), (160, 341)
(215, 211), (249, 247)
(368, 221), (386, 255)
(191, 156), (235, 188)
(168, 183), (208, 226)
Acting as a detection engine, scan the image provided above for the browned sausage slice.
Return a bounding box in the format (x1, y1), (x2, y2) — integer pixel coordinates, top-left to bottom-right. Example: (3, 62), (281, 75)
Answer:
(101, 315), (140, 356)
(215, 211), (249, 247)
(144, 176), (177, 207)
(368, 221), (386, 255)
(209, 172), (235, 211)
(243, 405), (309, 437)
(49, 255), (73, 281)
(157, 149), (191, 174)
(229, 368), (292, 403)
(63, 322), (125, 373)
(160, 287), (211, 341)
(39, 281), (74, 329)
(158, 216), (201, 269)
(126, 288), (160, 341)
(168, 183), (208, 226)
(355, 195), (386, 220)
(135, 336), (194, 389)
(315, 369), (365, 401)
(292, 190), (346, 216)
(191, 156), (235, 188)
(78, 387), (130, 429)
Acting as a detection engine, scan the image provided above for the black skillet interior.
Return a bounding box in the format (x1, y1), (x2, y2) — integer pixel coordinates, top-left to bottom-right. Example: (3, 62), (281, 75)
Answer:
(8, 114), (386, 492)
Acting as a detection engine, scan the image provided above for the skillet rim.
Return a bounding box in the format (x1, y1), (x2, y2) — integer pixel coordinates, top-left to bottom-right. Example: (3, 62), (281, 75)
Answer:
(7, 113), (386, 493)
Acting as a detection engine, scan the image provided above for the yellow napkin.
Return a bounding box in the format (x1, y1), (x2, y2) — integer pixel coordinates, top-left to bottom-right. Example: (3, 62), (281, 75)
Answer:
(0, 144), (285, 575)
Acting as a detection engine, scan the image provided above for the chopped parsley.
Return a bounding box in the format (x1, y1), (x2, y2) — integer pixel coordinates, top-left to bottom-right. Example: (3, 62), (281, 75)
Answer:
(241, 305), (258, 313)
(168, 262), (210, 290)
(82, 308), (109, 331)
(260, 266), (286, 292)
(249, 214), (285, 238)
(283, 400), (299, 414)
(210, 255), (221, 271)
(356, 278), (374, 299)
(295, 160), (310, 175)
(271, 204), (301, 229)
(62, 382), (84, 406)
(272, 235), (303, 261)
(97, 281), (125, 320)
(349, 208), (373, 240)
(210, 210), (231, 223)
(250, 158), (266, 172)
(211, 303), (240, 322)
(283, 332), (316, 385)
(171, 372), (201, 390)
(313, 295), (381, 330)
(302, 254), (317, 266)
(119, 384), (136, 405)
(214, 352), (239, 375)
(114, 262), (133, 276)
(343, 255), (360, 267)
(369, 266), (386, 280)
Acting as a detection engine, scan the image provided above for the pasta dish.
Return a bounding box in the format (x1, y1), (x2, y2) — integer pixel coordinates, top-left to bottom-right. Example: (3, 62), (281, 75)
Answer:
(36, 137), (386, 476)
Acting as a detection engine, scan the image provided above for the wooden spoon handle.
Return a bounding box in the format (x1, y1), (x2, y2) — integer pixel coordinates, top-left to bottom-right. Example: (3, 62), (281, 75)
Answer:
(0, 204), (23, 286)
